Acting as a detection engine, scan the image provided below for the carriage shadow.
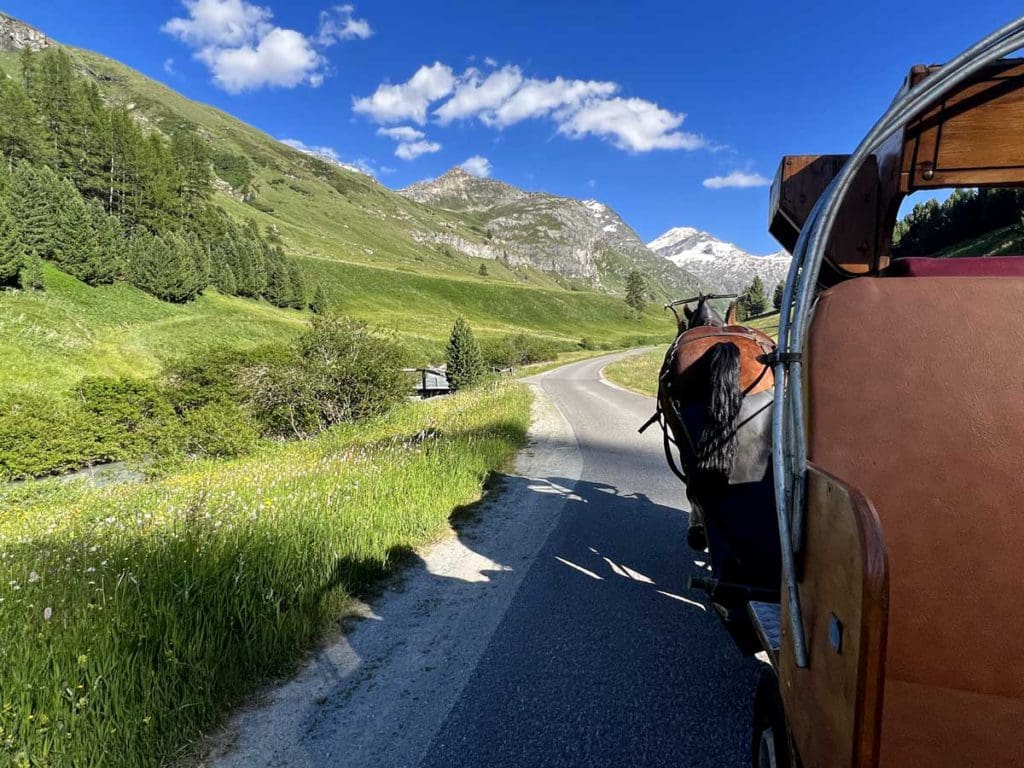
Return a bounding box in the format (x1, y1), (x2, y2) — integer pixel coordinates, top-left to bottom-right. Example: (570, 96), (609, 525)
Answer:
(222, 459), (759, 768)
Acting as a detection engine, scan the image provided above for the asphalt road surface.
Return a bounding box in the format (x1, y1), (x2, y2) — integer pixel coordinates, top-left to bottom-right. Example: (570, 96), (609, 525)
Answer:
(209, 351), (760, 768)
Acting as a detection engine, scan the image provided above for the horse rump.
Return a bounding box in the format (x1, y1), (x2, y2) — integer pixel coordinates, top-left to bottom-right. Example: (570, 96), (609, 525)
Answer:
(697, 341), (743, 475)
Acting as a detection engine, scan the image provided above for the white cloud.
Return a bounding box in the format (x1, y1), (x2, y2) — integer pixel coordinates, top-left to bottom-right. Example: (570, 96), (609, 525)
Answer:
(490, 77), (618, 127)
(164, 0), (272, 48)
(352, 62), (455, 124)
(163, 58), (176, 74)
(702, 170), (771, 189)
(377, 126), (425, 142)
(353, 61), (710, 154)
(316, 4), (372, 44)
(394, 140), (442, 160)
(460, 155), (492, 177)
(376, 125), (440, 161)
(557, 97), (704, 152)
(198, 27), (323, 92)
(434, 66), (524, 124)
(164, 0), (369, 93)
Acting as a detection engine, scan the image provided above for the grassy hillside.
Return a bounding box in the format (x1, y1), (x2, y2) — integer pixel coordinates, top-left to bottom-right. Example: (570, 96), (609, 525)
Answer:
(0, 45), (677, 399)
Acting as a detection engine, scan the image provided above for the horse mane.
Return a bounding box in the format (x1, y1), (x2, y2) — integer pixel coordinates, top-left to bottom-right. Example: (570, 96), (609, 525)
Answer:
(696, 342), (743, 475)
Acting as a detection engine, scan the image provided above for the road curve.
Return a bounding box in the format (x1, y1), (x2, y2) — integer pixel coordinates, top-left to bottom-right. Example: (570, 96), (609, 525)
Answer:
(207, 350), (759, 768)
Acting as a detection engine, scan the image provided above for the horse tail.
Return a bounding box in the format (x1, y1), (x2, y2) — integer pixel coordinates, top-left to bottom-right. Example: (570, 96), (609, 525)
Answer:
(697, 342), (743, 475)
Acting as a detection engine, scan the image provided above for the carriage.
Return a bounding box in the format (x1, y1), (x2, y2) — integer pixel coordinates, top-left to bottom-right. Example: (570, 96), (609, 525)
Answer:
(657, 17), (1024, 768)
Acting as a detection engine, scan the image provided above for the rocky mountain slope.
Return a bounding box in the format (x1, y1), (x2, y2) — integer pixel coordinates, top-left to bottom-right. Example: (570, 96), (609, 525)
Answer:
(402, 168), (700, 298)
(648, 227), (791, 294)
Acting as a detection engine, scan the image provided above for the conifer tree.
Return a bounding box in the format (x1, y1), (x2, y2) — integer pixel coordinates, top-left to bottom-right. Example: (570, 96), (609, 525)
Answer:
(127, 233), (203, 303)
(10, 164), (63, 261)
(625, 269), (647, 312)
(310, 284), (329, 314)
(0, 73), (47, 168)
(446, 317), (485, 391)
(263, 247), (289, 306)
(0, 198), (27, 286)
(740, 275), (768, 318)
(171, 126), (212, 222)
(286, 260), (306, 309)
(772, 281), (784, 311)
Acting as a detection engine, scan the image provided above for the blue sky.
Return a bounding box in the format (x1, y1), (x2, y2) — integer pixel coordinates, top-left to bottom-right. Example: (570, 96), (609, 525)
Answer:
(3, 0), (1019, 253)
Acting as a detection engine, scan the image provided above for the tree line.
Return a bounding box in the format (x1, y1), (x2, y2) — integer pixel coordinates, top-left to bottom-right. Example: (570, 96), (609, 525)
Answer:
(892, 187), (1024, 256)
(0, 46), (316, 307)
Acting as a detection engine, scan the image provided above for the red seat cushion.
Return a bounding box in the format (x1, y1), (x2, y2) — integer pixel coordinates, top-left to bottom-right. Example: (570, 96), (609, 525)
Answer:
(887, 255), (1024, 277)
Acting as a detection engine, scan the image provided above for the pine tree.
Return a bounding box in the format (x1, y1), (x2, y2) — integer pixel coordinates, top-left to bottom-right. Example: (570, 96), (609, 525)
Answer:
(83, 199), (121, 285)
(446, 317), (485, 391)
(51, 183), (92, 279)
(286, 260), (306, 309)
(10, 164), (62, 260)
(127, 233), (203, 303)
(0, 197), (27, 286)
(310, 284), (329, 314)
(0, 73), (47, 168)
(625, 269), (647, 312)
(741, 275), (768, 318)
(478, 263), (488, 277)
(170, 126), (212, 223)
(772, 281), (784, 311)
(263, 246), (289, 307)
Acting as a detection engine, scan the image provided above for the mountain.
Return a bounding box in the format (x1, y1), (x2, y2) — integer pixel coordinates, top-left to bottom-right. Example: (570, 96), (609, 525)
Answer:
(0, 11), (688, 423)
(648, 227), (791, 295)
(401, 168), (700, 297)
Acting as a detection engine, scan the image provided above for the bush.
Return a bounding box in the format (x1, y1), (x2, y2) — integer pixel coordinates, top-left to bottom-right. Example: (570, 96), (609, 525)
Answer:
(0, 392), (104, 480)
(74, 376), (180, 459)
(482, 333), (567, 368)
(163, 344), (294, 411)
(179, 401), (261, 458)
(245, 315), (407, 439)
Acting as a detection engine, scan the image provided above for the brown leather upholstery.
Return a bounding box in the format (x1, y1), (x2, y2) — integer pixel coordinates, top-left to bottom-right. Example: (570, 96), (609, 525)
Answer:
(806, 277), (1024, 768)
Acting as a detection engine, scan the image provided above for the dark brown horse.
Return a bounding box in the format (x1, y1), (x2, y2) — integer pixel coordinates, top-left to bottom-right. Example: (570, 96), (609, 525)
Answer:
(643, 295), (781, 612)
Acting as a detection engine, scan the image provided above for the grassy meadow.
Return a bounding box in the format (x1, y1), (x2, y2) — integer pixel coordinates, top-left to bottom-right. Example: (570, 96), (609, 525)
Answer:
(0, 380), (530, 767)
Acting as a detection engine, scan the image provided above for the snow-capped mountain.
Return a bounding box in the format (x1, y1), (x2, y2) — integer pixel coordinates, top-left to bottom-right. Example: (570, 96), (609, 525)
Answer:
(649, 227), (791, 295)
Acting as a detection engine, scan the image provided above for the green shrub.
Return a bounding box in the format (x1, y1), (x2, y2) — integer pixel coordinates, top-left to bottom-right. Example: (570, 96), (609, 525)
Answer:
(481, 333), (568, 368)
(163, 344), (294, 411)
(179, 401), (261, 458)
(0, 392), (104, 480)
(245, 315), (407, 438)
(74, 376), (180, 459)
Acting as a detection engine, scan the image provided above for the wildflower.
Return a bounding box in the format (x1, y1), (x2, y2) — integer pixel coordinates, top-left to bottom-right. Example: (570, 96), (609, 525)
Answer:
(43, 607), (52, 621)
(27, 571), (38, 583)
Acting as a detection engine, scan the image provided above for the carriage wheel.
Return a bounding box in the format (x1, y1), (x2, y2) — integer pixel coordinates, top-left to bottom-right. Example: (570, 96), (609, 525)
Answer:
(751, 667), (796, 768)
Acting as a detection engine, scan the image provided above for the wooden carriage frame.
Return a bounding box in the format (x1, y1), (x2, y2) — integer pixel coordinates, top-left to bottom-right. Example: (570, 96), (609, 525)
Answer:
(759, 17), (1024, 768)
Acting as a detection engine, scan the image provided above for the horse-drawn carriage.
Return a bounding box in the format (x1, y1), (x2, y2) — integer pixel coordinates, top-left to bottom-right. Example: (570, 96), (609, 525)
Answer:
(655, 17), (1024, 768)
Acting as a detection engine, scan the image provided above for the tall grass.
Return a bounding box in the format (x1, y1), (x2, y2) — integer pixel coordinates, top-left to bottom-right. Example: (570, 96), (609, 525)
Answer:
(603, 348), (664, 397)
(0, 380), (530, 767)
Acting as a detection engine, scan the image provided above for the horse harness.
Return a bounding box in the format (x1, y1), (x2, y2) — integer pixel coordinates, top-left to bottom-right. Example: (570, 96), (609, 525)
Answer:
(639, 326), (776, 485)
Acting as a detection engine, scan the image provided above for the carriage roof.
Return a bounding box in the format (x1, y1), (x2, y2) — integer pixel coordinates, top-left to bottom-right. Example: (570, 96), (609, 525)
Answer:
(770, 59), (1024, 282)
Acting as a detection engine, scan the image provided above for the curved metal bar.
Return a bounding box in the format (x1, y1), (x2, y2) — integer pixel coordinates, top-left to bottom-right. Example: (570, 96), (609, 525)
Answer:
(771, 15), (1024, 671)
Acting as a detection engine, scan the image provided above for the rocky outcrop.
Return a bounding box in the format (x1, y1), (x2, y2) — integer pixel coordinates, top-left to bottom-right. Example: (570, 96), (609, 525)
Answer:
(0, 13), (49, 53)
(401, 168), (700, 295)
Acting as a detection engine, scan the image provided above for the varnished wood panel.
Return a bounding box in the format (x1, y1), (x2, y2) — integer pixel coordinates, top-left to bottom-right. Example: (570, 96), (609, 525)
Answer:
(779, 465), (889, 768)
(902, 61), (1024, 190)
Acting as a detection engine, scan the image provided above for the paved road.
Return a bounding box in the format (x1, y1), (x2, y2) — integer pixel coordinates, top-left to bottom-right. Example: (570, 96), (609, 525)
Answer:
(209, 351), (759, 768)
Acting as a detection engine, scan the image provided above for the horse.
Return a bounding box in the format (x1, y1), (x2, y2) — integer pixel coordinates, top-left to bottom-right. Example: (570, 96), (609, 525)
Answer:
(642, 295), (782, 609)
